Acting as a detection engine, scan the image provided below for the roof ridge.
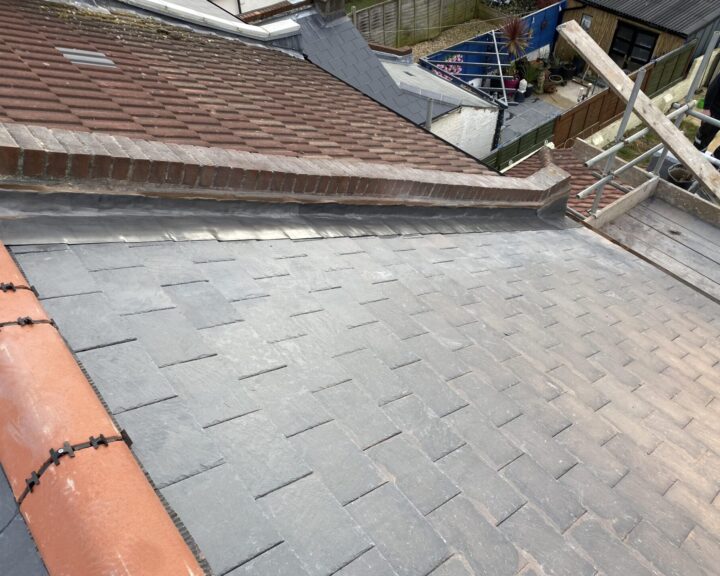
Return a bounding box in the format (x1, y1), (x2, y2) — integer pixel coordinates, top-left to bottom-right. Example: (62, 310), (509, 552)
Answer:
(0, 122), (571, 212)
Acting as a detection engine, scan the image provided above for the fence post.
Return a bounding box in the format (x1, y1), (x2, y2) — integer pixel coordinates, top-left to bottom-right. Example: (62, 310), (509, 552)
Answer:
(351, 5), (357, 26)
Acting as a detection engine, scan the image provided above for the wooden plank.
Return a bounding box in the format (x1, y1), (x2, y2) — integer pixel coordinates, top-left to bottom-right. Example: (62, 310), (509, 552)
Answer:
(588, 177), (657, 228)
(558, 20), (720, 199)
(644, 197), (720, 247)
(631, 202), (720, 265)
(605, 217), (720, 300)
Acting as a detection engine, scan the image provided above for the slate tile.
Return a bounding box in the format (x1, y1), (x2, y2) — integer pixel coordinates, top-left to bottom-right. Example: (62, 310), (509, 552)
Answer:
(348, 321), (420, 370)
(500, 356), (563, 401)
(604, 433), (676, 494)
(290, 422), (383, 505)
(571, 518), (655, 576)
(0, 515), (48, 576)
(208, 411), (311, 498)
(92, 266), (174, 315)
(383, 395), (464, 462)
(273, 336), (351, 392)
(15, 248), (97, 299)
(681, 526), (720, 575)
(627, 520), (707, 576)
(43, 292), (132, 352)
(0, 469), (17, 536)
(335, 348), (409, 406)
(130, 243), (205, 286)
(201, 321), (285, 378)
(164, 280), (243, 329)
(454, 345), (519, 390)
(558, 464), (639, 538)
(228, 543), (309, 576)
(116, 397), (224, 489)
(124, 307), (215, 368)
(364, 298), (428, 340)
(347, 484), (450, 576)
(314, 380), (399, 450)
(428, 495), (519, 576)
(411, 310), (472, 352)
(554, 425), (627, 487)
(334, 548), (398, 576)
(549, 393), (615, 445)
(392, 361), (467, 418)
(498, 505), (594, 576)
(436, 444), (525, 524)
(403, 333), (470, 381)
(665, 481), (720, 541)
(162, 355), (258, 428)
(78, 340), (176, 414)
(72, 242), (143, 271)
(367, 434), (459, 515)
(427, 556), (473, 576)
(444, 405), (522, 470)
(244, 368), (333, 437)
(614, 473), (694, 545)
(162, 464), (282, 575)
(500, 415), (576, 479)
(260, 475), (372, 576)
(449, 372), (521, 427)
(502, 455), (585, 532)
(198, 259), (267, 301)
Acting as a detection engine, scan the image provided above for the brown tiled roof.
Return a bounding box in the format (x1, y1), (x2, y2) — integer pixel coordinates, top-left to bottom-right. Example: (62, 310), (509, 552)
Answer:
(0, 0), (489, 175)
(506, 148), (624, 213)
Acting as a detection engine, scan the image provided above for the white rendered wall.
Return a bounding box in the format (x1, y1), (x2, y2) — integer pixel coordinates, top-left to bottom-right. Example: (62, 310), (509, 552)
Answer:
(431, 107), (498, 159)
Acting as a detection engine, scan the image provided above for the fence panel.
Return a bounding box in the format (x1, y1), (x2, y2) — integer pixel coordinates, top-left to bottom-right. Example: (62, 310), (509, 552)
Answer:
(354, 0), (484, 47)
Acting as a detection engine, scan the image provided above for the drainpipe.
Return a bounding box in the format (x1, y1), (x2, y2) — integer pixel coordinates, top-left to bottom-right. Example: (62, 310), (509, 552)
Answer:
(492, 107), (505, 152)
(0, 246), (203, 576)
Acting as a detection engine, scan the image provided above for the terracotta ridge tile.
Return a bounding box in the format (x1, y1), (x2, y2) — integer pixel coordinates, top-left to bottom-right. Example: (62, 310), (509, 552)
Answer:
(0, 244), (205, 575)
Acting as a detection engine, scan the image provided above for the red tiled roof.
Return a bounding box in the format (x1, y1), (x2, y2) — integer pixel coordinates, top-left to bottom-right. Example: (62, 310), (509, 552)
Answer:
(505, 148), (624, 213)
(0, 0), (490, 175)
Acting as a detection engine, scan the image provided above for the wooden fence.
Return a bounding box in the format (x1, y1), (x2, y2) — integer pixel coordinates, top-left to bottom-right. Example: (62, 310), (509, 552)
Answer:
(353, 0), (476, 47)
(552, 41), (697, 147)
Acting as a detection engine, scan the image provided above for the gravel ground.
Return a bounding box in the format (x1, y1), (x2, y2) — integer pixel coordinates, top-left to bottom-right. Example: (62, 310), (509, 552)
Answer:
(412, 8), (505, 60)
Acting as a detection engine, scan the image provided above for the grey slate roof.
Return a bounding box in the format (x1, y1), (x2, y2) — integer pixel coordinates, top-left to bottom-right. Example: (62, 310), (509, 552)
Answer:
(582, 0), (720, 37)
(0, 468), (48, 576)
(8, 212), (720, 576)
(294, 12), (457, 124)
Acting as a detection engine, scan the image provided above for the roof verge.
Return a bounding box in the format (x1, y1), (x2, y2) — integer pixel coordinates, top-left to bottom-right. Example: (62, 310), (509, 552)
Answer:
(0, 244), (205, 575)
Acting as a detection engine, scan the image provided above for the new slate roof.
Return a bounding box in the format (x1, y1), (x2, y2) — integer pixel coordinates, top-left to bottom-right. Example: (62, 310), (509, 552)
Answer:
(0, 468), (47, 575)
(581, 0), (720, 37)
(0, 0), (488, 174)
(7, 213), (720, 576)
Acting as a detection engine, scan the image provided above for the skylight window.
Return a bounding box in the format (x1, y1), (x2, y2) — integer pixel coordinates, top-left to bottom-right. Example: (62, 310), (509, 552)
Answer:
(56, 47), (116, 68)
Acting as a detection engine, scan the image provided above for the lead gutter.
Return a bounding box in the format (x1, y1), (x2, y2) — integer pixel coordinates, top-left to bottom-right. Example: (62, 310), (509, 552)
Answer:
(0, 245), (204, 576)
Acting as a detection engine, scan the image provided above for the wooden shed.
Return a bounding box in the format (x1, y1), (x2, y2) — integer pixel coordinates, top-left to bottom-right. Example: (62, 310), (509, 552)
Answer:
(555, 0), (720, 70)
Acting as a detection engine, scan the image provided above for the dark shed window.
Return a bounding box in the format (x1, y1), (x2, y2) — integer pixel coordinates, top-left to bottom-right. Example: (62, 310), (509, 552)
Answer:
(609, 22), (658, 71)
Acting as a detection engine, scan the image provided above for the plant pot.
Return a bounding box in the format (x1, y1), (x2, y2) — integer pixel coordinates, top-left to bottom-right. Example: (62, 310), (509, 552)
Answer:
(667, 164), (694, 190)
(561, 64), (575, 81)
(504, 78), (520, 90)
(550, 65), (562, 76)
(548, 74), (563, 85)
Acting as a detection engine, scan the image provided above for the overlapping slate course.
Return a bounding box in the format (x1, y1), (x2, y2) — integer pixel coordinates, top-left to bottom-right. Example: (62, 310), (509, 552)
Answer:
(0, 0), (489, 175)
(11, 222), (720, 576)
